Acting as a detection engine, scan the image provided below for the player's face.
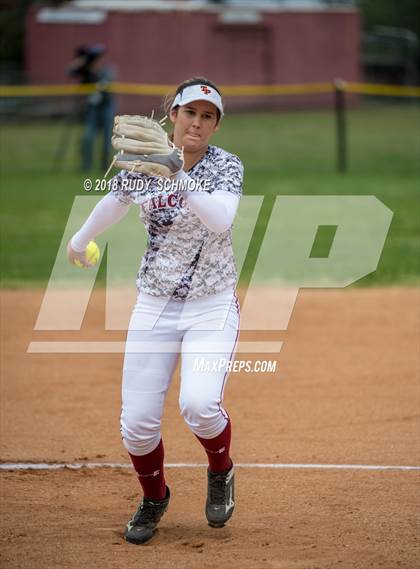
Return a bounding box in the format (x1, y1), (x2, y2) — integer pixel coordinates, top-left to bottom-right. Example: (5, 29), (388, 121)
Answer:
(170, 100), (220, 152)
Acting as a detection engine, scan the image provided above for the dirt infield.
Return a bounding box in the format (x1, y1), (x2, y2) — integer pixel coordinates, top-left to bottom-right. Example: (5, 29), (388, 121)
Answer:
(1, 288), (419, 569)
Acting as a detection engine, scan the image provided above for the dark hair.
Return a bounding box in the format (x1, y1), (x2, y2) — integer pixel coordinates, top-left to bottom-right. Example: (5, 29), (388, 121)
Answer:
(163, 76), (222, 123)
(74, 44), (105, 61)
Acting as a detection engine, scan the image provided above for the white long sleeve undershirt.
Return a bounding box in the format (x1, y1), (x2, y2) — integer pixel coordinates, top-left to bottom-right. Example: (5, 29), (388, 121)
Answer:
(175, 169), (240, 233)
(71, 192), (130, 252)
(71, 171), (240, 251)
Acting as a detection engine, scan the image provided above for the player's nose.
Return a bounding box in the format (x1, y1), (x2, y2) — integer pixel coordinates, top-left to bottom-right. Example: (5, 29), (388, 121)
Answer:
(191, 115), (201, 129)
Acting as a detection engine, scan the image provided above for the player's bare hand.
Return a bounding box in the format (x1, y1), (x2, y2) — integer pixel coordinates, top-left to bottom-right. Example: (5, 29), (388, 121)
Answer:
(67, 241), (92, 268)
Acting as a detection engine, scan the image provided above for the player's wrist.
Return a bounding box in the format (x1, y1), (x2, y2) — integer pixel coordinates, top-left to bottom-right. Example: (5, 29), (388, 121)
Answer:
(70, 235), (89, 253)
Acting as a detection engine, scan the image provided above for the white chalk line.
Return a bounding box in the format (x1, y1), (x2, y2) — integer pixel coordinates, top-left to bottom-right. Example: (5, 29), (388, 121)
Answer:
(1, 462), (419, 472)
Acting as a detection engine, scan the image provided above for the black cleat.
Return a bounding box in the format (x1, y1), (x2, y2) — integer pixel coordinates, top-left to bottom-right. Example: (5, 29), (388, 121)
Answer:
(206, 464), (235, 528)
(124, 486), (170, 545)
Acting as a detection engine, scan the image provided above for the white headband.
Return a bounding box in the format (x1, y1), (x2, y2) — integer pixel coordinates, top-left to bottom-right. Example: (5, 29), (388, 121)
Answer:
(171, 84), (224, 116)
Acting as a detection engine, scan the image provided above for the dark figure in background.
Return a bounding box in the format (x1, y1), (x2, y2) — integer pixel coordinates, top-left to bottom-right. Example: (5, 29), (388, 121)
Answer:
(68, 45), (115, 171)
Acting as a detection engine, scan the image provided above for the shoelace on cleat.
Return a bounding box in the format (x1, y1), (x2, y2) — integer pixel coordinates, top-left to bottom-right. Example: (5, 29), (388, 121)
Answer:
(132, 499), (165, 526)
(208, 472), (229, 505)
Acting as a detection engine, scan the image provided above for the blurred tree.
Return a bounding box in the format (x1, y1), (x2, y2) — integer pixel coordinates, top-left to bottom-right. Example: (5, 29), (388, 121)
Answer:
(357, 0), (420, 38)
(0, 0), (31, 63)
(357, 1), (419, 82)
(0, 0), (66, 64)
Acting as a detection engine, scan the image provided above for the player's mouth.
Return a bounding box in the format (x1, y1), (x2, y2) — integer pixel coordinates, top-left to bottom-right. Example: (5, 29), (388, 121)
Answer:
(186, 132), (201, 139)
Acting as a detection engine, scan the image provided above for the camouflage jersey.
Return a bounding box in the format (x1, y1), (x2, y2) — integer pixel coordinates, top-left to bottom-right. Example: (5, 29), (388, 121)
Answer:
(111, 145), (244, 300)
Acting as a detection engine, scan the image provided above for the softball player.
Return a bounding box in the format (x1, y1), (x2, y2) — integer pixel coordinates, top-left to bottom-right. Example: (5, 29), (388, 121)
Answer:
(68, 77), (243, 544)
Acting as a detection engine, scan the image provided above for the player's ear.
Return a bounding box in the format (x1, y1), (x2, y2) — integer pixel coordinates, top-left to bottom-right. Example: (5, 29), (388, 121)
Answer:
(169, 108), (178, 124)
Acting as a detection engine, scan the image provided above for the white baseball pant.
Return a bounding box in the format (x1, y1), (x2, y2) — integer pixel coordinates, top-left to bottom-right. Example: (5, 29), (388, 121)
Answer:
(120, 287), (240, 456)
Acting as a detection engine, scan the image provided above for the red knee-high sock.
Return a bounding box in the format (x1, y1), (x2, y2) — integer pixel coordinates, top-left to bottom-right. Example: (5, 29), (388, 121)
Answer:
(128, 439), (167, 500)
(195, 419), (233, 473)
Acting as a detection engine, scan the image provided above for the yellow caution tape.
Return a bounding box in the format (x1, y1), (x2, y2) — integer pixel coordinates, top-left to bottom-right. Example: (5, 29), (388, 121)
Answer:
(0, 81), (418, 98)
(0, 84), (97, 97)
(345, 82), (420, 97)
(219, 82), (334, 96)
(109, 82), (174, 96)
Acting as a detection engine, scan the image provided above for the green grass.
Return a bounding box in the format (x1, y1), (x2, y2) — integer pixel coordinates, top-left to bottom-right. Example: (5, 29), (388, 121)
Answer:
(1, 102), (419, 288)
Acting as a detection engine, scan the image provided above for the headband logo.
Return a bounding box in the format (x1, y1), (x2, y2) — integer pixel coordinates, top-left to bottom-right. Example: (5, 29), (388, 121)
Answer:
(200, 85), (211, 95)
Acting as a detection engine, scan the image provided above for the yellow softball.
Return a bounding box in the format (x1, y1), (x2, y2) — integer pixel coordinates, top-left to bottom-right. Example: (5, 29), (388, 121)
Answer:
(74, 241), (100, 268)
